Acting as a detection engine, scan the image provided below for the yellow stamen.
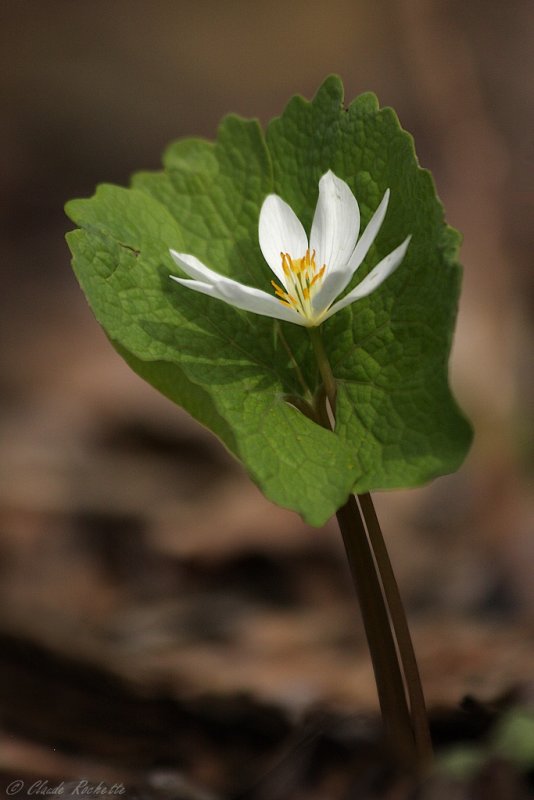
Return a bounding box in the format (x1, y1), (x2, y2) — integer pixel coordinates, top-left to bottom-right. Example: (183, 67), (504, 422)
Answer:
(271, 279), (285, 297)
(281, 253), (291, 277)
(273, 248), (328, 322)
(310, 264), (326, 287)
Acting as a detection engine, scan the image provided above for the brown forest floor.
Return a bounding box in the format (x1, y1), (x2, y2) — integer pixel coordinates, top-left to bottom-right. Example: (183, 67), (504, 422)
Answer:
(1, 296), (533, 798)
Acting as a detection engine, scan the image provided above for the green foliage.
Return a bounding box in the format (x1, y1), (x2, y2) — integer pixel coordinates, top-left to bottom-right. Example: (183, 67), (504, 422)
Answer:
(66, 76), (472, 525)
(491, 709), (534, 767)
(437, 710), (534, 779)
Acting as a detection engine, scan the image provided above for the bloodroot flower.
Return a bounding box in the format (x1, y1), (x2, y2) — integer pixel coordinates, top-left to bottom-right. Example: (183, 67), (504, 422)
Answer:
(170, 170), (410, 327)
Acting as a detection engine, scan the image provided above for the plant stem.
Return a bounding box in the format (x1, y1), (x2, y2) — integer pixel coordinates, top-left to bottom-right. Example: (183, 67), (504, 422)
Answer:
(358, 492), (433, 766)
(336, 494), (416, 766)
(308, 327), (337, 414)
(276, 322), (314, 403)
(307, 326), (432, 769)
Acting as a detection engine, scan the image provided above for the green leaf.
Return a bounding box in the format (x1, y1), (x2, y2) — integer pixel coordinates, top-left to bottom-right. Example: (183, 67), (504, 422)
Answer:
(267, 76), (472, 490)
(65, 76), (472, 525)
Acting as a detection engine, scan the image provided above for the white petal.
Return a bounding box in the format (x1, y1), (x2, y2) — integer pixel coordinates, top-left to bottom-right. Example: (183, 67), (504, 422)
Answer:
(347, 189), (390, 273)
(258, 194), (308, 286)
(170, 277), (214, 294)
(323, 235), (411, 320)
(310, 267), (355, 316)
(311, 188), (391, 313)
(170, 250), (222, 283)
(170, 275), (306, 326)
(310, 171), (360, 275)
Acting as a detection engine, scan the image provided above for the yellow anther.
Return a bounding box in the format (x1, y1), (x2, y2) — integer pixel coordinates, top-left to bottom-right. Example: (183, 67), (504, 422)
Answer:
(290, 255), (301, 274)
(275, 248), (326, 319)
(310, 264), (326, 287)
(271, 280), (287, 299)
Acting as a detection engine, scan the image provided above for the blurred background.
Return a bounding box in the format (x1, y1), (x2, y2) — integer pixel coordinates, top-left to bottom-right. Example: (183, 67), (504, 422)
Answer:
(1, 0), (533, 795)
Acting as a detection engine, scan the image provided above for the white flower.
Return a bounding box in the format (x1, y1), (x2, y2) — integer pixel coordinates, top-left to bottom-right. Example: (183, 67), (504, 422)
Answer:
(170, 170), (410, 328)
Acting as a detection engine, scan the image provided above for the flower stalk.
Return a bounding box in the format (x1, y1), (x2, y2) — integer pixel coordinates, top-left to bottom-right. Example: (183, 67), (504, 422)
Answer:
(308, 327), (432, 770)
(336, 494), (416, 766)
(359, 492), (433, 766)
(308, 327), (337, 415)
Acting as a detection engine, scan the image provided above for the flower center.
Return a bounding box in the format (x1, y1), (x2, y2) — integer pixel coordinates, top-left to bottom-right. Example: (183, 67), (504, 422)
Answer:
(271, 249), (326, 321)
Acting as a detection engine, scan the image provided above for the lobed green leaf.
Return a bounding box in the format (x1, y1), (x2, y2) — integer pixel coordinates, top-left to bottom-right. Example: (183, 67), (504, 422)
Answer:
(66, 76), (472, 525)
